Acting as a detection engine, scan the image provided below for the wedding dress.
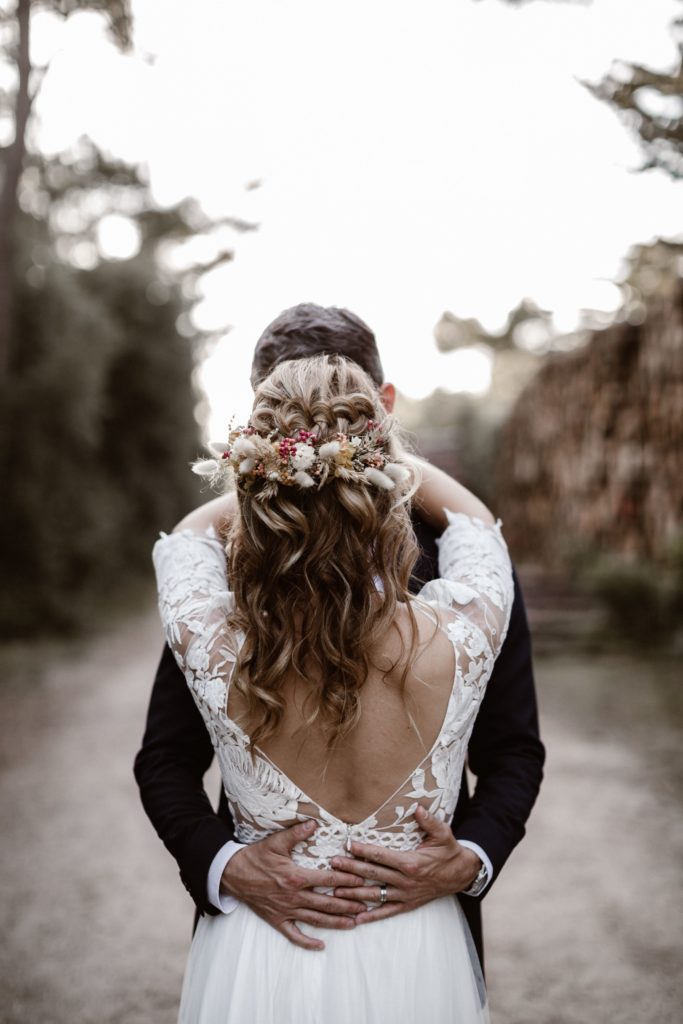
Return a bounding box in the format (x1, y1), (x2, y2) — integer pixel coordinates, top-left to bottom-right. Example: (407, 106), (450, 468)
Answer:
(153, 510), (513, 1024)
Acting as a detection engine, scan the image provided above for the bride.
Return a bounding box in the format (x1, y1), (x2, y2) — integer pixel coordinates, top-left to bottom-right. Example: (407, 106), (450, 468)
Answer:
(153, 353), (513, 1023)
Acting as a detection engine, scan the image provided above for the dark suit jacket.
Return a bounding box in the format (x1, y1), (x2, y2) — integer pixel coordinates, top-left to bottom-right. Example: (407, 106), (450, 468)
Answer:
(134, 516), (545, 970)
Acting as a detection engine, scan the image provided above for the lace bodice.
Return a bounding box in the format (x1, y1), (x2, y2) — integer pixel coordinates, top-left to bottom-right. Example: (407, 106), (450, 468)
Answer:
(153, 511), (513, 869)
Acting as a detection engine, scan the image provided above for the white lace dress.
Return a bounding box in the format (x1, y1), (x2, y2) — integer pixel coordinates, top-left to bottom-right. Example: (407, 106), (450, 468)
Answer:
(153, 510), (513, 1024)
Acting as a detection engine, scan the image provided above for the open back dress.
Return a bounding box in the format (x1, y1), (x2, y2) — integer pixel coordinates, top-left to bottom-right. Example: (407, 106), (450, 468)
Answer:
(153, 510), (513, 1024)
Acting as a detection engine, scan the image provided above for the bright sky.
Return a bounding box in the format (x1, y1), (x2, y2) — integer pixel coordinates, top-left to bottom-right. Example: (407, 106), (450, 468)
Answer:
(30, 0), (681, 431)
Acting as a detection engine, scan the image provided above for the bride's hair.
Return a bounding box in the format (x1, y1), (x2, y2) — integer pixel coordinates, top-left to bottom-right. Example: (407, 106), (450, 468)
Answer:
(225, 354), (420, 751)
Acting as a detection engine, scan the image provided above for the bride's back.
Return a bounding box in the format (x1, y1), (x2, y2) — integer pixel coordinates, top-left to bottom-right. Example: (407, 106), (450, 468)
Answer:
(227, 600), (457, 825)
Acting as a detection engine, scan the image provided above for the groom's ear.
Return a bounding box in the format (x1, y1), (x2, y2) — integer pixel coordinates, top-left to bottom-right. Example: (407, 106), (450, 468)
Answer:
(379, 382), (396, 413)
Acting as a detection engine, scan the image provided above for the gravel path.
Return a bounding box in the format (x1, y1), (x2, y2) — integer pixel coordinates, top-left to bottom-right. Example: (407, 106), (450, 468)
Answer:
(0, 608), (681, 1023)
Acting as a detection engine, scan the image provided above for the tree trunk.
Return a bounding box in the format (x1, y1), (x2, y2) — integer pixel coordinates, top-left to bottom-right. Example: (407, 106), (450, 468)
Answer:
(0, 0), (32, 384)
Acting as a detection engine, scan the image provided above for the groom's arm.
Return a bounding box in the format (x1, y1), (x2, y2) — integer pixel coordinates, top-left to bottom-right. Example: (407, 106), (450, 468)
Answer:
(455, 565), (545, 892)
(134, 643), (233, 916)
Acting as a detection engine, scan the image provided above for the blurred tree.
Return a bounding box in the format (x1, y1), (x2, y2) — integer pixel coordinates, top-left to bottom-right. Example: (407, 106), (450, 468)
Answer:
(0, 0), (133, 381)
(619, 237), (683, 312)
(435, 299), (555, 354)
(496, 267), (683, 572)
(397, 300), (554, 507)
(0, 2), (249, 636)
(1, 223), (202, 635)
(587, 10), (683, 178)
(488, 0), (682, 178)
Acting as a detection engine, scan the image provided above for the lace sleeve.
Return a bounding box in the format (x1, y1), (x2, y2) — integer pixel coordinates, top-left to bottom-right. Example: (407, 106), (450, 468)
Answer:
(152, 527), (239, 715)
(418, 510), (514, 692)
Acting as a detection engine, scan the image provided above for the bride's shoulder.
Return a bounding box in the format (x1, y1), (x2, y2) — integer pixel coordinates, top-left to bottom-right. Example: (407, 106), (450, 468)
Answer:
(381, 599), (458, 679)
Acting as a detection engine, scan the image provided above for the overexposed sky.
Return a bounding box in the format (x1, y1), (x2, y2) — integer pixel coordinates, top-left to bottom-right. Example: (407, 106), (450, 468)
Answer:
(29, 0), (682, 430)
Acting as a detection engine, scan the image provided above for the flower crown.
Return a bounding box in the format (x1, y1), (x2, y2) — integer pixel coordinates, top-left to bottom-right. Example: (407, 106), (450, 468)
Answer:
(192, 421), (410, 494)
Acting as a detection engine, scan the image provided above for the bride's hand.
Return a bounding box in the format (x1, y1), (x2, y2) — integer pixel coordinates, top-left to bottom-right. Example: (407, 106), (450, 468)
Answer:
(330, 806), (482, 923)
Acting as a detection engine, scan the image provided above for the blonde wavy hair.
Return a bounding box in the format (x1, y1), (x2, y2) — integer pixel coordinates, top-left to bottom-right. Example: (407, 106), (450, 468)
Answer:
(225, 354), (421, 751)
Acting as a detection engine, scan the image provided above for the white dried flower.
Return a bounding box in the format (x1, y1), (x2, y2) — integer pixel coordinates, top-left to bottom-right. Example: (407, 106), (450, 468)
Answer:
(206, 441), (230, 456)
(233, 437), (258, 458)
(291, 444), (316, 470)
(238, 457), (256, 475)
(383, 462), (410, 484)
(363, 467), (396, 490)
(192, 459), (219, 477)
(318, 441), (341, 460)
(293, 470), (316, 488)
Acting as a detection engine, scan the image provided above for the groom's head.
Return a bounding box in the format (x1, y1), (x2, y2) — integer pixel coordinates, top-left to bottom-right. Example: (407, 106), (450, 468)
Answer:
(251, 303), (385, 390)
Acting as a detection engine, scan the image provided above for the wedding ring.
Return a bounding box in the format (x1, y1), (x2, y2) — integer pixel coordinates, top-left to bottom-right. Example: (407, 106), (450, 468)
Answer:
(379, 883), (388, 905)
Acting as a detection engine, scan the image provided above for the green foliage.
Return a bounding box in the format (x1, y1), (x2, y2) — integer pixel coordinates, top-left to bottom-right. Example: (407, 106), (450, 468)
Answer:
(584, 559), (666, 646)
(445, 396), (502, 505)
(580, 539), (683, 648)
(0, 1), (235, 639)
(398, 390), (503, 505)
(0, 217), (201, 637)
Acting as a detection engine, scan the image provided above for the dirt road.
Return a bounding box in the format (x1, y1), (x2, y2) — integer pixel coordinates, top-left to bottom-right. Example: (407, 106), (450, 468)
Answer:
(1, 607), (681, 1023)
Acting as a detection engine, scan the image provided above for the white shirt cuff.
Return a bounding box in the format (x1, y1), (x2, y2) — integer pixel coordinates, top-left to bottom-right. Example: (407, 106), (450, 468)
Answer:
(458, 840), (494, 895)
(207, 840), (246, 914)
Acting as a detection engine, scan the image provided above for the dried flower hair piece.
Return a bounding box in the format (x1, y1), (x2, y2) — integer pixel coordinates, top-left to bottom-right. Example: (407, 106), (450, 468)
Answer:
(192, 422), (410, 495)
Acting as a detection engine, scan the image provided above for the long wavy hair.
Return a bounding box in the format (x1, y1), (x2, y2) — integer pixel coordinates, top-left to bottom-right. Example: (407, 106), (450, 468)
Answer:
(225, 354), (421, 751)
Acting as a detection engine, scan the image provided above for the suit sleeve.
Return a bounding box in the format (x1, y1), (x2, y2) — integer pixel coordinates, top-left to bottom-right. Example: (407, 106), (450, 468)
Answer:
(133, 642), (234, 916)
(455, 565), (545, 892)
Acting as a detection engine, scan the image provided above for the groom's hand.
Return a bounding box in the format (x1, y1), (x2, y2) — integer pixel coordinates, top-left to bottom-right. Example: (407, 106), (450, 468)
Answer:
(220, 819), (368, 950)
(330, 805), (481, 924)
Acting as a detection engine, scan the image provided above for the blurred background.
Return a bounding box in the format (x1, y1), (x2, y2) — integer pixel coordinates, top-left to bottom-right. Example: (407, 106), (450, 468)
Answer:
(0, 0), (681, 1021)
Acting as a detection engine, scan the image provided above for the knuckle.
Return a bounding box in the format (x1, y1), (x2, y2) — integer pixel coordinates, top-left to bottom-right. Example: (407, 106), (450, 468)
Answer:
(332, 917), (355, 930)
(403, 857), (419, 877)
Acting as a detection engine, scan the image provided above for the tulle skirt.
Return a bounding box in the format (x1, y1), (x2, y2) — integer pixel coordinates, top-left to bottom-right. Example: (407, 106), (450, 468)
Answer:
(178, 895), (489, 1023)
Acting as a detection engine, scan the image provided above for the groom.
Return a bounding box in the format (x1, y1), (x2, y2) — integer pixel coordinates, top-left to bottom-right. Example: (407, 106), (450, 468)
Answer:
(134, 303), (545, 967)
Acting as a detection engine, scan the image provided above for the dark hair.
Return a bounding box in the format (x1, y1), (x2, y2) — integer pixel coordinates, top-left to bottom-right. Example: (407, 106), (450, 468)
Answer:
(250, 303), (384, 387)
